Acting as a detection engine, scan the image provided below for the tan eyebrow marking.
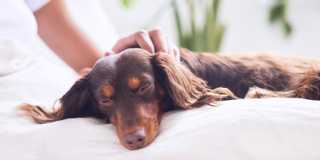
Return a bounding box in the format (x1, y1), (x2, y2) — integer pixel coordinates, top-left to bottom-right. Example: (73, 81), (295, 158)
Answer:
(101, 84), (114, 97)
(128, 76), (141, 90)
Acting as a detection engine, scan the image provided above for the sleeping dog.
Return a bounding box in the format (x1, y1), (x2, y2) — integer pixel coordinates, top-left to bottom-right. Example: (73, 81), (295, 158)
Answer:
(20, 48), (320, 150)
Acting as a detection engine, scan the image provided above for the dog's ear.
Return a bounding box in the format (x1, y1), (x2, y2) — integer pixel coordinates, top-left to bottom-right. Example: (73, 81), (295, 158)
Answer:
(59, 76), (102, 119)
(19, 75), (104, 123)
(152, 52), (224, 109)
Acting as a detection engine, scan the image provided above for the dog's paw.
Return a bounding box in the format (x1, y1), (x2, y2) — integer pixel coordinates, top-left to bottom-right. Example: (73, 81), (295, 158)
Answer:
(245, 87), (265, 98)
(211, 87), (238, 100)
(245, 87), (296, 99)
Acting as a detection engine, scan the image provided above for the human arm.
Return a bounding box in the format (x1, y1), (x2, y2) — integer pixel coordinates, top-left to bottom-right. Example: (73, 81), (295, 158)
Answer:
(34, 0), (102, 74)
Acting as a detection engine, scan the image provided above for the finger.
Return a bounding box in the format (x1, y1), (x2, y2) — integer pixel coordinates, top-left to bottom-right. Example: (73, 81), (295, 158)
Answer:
(173, 47), (181, 61)
(112, 31), (155, 53)
(148, 28), (168, 53)
(79, 68), (92, 77)
(134, 30), (155, 53)
(112, 36), (137, 53)
(167, 39), (181, 61)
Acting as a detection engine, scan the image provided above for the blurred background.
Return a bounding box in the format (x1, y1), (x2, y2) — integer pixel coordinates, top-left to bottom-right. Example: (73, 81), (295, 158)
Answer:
(47, 0), (320, 58)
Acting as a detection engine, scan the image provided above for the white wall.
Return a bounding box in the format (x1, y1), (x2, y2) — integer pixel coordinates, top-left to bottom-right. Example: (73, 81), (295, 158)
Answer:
(221, 0), (320, 57)
(101, 0), (320, 57)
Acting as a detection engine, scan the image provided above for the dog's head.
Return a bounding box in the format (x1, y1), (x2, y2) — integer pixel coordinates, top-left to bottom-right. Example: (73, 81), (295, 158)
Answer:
(84, 49), (164, 150)
(24, 49), (219, 150)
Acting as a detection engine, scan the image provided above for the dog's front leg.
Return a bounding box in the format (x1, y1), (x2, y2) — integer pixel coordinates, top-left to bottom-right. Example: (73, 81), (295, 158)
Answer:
(209, 87), (239, 101)
(245, 87), (295, 99)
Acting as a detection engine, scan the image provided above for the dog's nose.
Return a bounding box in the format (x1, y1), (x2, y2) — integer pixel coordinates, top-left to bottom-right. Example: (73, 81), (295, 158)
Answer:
(124, 129), (146, 149)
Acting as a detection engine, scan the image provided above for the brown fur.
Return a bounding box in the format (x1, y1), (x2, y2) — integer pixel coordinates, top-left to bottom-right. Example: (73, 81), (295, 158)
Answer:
(19, 48), (320, 150)
(153, 52), (233, 108)
(179, 49), (320, 100)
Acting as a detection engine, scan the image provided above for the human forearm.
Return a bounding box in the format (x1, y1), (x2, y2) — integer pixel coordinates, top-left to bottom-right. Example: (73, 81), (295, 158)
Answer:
(35, 0), (102, 73)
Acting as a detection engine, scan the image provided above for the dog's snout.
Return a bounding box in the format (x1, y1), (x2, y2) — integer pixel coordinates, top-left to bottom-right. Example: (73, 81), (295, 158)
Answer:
(124, 129), (146, 149)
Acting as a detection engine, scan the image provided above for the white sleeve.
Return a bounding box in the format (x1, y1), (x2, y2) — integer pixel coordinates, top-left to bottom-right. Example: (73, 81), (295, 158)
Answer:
(25, 0), (50, 12)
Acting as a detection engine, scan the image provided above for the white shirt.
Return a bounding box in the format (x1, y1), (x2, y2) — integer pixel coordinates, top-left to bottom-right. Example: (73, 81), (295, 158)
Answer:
(0, 0), (49, 42)
(0, 0), (49, 76)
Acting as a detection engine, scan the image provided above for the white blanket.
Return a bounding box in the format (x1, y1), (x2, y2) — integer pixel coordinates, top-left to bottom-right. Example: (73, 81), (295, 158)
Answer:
(1, 42), (320, 160)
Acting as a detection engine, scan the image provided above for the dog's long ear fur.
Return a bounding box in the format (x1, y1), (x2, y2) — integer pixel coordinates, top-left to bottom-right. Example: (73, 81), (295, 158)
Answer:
(19, 75), (103, 123)
(152, 52), (232, 109)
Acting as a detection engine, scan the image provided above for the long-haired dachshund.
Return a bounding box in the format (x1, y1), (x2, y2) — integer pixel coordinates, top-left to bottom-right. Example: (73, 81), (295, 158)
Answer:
(20, 48), (320, 150)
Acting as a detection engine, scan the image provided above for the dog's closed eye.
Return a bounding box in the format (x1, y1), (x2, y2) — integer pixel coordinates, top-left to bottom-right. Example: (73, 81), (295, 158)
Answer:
(128, 76), (154, 95)
(99, 97), (113, 106)
(136, 81), (153, 95)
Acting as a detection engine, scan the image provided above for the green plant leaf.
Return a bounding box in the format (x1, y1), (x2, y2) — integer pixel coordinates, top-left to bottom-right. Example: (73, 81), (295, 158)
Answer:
(172, 0), (224, 53)
(120, 0), (135, 9)
(172, 0), (184, 46)
(268, 0), (293, 37)
(269, 4), (283, 23)
(282, 20), (292, 36)
(212, 0), (220, 24)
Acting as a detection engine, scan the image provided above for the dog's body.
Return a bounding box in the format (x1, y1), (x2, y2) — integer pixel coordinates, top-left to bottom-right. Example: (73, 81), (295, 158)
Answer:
(20, 48), (320, 150)
(179, 49), (320, 99)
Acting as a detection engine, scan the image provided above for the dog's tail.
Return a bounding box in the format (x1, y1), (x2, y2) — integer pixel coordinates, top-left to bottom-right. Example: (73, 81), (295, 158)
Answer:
(17, 103), (63, 123)
(293, 68), (320, 100)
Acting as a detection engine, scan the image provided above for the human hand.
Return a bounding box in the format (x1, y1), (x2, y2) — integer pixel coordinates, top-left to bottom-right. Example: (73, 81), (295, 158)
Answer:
(107, 28), (180, 60)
